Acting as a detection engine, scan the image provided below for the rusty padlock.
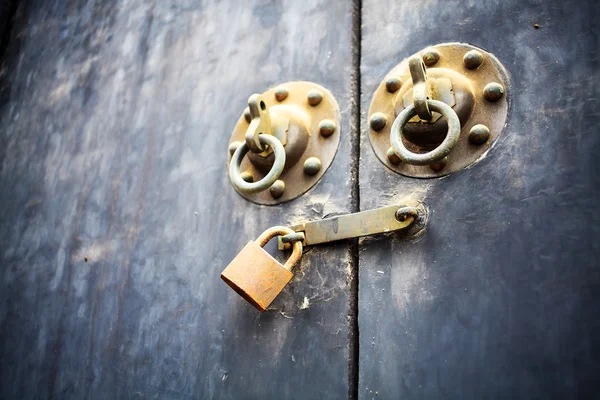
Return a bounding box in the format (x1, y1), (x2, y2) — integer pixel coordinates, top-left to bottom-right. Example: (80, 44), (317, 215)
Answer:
(221, 226), (303, 312)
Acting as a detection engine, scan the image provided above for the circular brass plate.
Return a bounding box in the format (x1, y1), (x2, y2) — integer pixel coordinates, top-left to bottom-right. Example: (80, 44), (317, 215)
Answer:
(368, 43), (510, 178)
(228, 81), (341, 205)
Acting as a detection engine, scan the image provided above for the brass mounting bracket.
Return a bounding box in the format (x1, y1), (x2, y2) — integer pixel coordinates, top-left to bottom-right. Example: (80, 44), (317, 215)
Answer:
(368, 42), (510, 178)
(228, 81), (341, 205)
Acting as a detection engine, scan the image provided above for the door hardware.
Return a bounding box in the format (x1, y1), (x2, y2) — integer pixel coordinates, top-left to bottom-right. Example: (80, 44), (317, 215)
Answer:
(221, 201), (427, 311)
(221, 226), (303, 312)
(228, 81), (341, 205)
(368, 42), (509, 177)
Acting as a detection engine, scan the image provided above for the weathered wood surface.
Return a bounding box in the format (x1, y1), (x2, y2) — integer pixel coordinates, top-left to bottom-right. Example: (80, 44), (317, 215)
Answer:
(359, 0), (600, 398)
(0, 1), (358, 398)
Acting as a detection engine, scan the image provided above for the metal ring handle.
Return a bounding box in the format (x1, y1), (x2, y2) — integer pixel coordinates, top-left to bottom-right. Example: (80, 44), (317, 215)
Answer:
(390, 100), (461, 166)
(229, 134), (286, 194)
(256, 226), (303, 271)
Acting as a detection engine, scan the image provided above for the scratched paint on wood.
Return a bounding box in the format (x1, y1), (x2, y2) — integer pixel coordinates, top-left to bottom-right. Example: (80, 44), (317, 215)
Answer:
(0, 1), (357, 398)
(358, 0), (600, 398)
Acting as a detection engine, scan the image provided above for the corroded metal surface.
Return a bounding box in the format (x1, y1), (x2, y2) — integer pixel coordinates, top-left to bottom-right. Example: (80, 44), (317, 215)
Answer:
(221, 241), (294, 312)
(368, 42), (510, 177)
(228, 81), (341, 204)
(291, 204), (420, 246)
(221, 227), (302, 312)
(279, 200), (427, 250)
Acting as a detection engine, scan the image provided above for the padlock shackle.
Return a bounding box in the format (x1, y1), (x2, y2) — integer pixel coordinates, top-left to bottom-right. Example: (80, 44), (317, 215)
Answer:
(256, 226), (303, 271)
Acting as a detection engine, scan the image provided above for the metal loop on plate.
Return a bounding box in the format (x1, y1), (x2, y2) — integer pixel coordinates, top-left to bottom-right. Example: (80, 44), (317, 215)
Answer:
(256, 226), (303, 271)
(390, 99), (461, 166)
(245, 94), (272, 153)
(408, 55), (433, 120)
(280, 232), (306, 244)
(229, 134), (286, 194)
(395, 206), (419, 222)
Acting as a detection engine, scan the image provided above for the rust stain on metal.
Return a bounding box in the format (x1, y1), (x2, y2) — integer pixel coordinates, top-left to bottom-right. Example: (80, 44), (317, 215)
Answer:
(279, 202), (425, 250)
(221, 227), (302, 312)
(221, 241), (294, 312)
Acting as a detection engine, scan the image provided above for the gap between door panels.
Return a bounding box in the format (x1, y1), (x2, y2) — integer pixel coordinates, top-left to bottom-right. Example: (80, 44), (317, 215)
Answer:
(348, 0), (362, 399)
(0, 1), (17, 61)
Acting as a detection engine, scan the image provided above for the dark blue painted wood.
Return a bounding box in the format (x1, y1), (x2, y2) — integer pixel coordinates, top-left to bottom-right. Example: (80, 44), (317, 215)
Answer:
(0, 1), (358, 398)
(359, 1), (600, 398)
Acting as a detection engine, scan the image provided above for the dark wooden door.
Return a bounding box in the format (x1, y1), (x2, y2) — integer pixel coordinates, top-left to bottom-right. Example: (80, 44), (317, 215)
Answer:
(0, 1), (597, 399)
(358, 1), (600, 399)
(0, 1), (358, 398)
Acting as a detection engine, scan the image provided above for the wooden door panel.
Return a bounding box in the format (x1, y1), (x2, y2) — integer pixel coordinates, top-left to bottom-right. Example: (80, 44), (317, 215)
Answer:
(359, 0), (599, 398)
(0, 1), (357, 398)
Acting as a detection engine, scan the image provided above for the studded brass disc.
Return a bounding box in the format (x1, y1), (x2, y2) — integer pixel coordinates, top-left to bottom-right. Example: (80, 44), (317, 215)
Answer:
(368, 42), (510, 178)
(228, 81), (341, 205)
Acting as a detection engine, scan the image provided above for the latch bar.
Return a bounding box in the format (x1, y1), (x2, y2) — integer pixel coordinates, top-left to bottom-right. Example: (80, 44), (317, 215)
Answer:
(279, 205), (419, 249)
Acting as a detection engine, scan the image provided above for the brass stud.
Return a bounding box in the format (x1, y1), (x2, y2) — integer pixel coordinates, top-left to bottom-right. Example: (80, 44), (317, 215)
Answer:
(243, 107), (251, 123)
(274, 86), (289, 102)
(229, 141), (242, 156)
(430, 157), (448, 172)
(469, 124), (491, 144)
(319, 119), (336, 137)
(269, 180), (286, 199)
(307, 89), (323, 106)
(422, 49), (440, 66)
(240, 171), (254, 182)
(303, 157), (322, 176)
(483, 82), (504, 102)
(385, 77), (402, 93)
(370, 112), (388, 132)
(387, 147), (401, 165)
(463, 50), (484, 70)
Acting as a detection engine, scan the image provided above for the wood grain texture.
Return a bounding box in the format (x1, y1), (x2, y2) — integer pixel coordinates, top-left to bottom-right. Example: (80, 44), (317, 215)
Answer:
(359, 0), (600, 398)
(0, 1), (357, 398)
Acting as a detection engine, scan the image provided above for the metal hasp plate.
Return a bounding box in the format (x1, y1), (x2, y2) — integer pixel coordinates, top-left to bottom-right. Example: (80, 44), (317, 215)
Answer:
(228, 81), (341, 204)
(278, 199), (427, 250)
(368, 42), (510, 178)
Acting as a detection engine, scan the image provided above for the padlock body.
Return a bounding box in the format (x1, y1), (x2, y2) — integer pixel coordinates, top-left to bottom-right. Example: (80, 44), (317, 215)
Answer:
(221, 241), (293, 311)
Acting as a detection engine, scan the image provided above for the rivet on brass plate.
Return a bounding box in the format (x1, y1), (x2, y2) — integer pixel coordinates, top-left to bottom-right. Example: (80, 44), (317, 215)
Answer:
(303, 157), (322, 176)
(386, 77), (402, 93)
(274, 86), (289, 102)
(483, 82), (504, 102)
(469, 124), (490, 144)
(429, 156), (447, 172)
(269, 180), (286, 199)
(422, 48), (440, 66)
(319, 119), (336, 137)
(307, 89), (323, 106)
(387, 147), (401, 165)
(370, 112), (388, 132)
(463, 50), (484, 70)
(368, 42), (510, 178)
